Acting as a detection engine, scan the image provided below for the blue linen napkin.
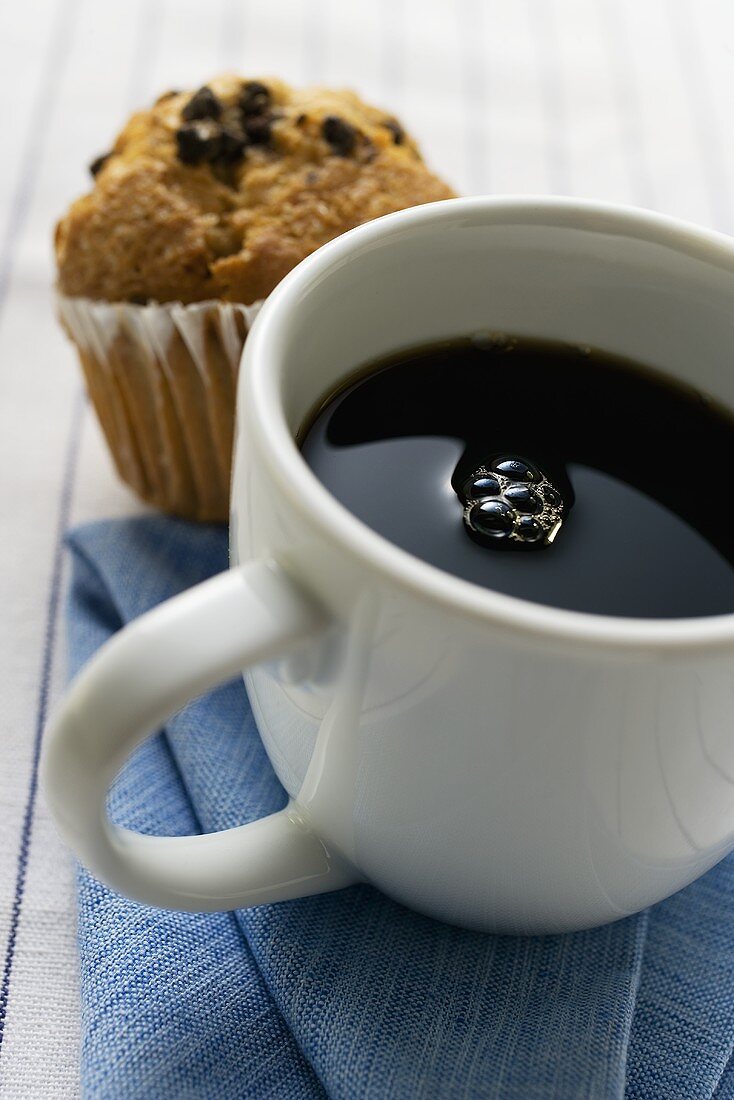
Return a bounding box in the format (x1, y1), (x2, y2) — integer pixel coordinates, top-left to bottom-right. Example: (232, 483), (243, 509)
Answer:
(66, 516), (734, 1099)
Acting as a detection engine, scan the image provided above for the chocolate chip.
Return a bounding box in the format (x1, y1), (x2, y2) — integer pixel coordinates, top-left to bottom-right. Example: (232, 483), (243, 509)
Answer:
(322, 115), (357, 156)
(217, 126), (248, 163)
(383, 118), (405, 145)
(175, 121), (222, 165)
(243, 114), (272, 145)
(182, 85), (222, 121)
(89, 152), (112, 177)
(240, 81), (271, 116)
(295, 113), (307, 127)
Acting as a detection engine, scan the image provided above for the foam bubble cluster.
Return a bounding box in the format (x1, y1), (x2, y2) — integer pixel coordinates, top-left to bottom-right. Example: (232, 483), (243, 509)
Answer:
(460, 455), (564, 549)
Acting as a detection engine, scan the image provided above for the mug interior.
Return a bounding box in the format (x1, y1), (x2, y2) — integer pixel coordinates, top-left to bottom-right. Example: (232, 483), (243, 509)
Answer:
(267, 197), (734, 436)
(243, 196), (734, 644)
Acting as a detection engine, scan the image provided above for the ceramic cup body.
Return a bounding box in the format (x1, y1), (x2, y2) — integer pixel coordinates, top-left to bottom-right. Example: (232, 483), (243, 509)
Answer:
(43, 197), (734, 933)
(233, 197), (734, 933)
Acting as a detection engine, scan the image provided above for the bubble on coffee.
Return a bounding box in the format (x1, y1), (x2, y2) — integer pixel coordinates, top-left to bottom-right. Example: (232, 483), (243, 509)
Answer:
(461, 455), (564, 549)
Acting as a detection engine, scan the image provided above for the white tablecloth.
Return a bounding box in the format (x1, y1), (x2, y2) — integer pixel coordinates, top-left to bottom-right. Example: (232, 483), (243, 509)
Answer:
(1, 0), (733, 1094)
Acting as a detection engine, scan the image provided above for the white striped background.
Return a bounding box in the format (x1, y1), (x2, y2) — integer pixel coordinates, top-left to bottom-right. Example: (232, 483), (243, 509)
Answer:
(0, 0), (733, 1094)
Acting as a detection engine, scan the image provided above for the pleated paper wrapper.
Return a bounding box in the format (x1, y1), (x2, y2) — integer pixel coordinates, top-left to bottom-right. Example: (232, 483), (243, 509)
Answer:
(58, 295), (262, 522)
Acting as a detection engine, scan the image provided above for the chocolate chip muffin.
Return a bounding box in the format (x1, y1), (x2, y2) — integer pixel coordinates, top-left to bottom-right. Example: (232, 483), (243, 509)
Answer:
(55, 76), (455, 520)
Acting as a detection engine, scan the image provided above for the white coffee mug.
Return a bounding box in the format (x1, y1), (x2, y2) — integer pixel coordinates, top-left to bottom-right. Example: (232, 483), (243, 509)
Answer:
(43, 196), (734, 934)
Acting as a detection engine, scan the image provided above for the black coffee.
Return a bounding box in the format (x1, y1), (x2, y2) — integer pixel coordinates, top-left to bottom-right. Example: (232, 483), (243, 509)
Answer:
(300, 336), (734, 618)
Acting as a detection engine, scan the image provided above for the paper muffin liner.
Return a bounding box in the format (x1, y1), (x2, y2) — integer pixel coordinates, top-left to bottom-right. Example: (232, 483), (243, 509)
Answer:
(57, 294), (262, 522)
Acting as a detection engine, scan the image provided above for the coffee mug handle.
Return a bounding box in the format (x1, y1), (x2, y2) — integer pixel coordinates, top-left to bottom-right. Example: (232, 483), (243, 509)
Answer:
(42, 560), (358, 911)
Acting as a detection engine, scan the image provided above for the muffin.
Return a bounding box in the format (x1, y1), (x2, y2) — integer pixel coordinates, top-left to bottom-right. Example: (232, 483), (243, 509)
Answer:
(55, 75), (455, 521)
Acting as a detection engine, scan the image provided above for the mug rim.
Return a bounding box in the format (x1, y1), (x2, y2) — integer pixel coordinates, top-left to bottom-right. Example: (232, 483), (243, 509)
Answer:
(241, 194), (734, 653)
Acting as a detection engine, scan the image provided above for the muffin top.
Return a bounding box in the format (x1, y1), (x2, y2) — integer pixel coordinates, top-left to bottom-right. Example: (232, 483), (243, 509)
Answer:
(55, 75), (455, 305)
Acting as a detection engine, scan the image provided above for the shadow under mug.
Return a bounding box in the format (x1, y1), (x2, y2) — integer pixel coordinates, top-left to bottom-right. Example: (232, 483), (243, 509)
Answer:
(43, 197), (734, 934)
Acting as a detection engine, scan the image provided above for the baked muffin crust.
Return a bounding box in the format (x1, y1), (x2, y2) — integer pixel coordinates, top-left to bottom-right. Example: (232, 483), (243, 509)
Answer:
(56, 75), (455, 304)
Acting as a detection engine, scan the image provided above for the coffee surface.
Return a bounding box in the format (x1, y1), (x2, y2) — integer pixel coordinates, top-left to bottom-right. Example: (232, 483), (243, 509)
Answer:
(300, 337), (734, 618)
